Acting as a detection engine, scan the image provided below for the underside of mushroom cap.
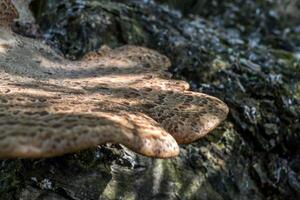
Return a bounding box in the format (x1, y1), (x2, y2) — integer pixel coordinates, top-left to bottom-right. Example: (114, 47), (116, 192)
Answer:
(0, 27), (228, 158)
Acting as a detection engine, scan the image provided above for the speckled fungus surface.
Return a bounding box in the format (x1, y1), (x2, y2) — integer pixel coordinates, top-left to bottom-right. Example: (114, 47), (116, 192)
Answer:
(0, 0), (19, 27)
(0, 3), (229, 158)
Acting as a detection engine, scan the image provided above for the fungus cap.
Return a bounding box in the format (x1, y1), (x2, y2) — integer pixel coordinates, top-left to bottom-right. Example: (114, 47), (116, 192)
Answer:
(0, 26), (228, 158)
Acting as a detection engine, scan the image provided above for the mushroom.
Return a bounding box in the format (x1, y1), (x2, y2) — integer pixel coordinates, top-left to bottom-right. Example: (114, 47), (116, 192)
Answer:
(0, 3), (229, 158)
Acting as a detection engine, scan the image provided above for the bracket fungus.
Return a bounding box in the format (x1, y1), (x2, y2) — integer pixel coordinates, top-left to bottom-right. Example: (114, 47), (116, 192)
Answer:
(0, 2), (229, 158)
